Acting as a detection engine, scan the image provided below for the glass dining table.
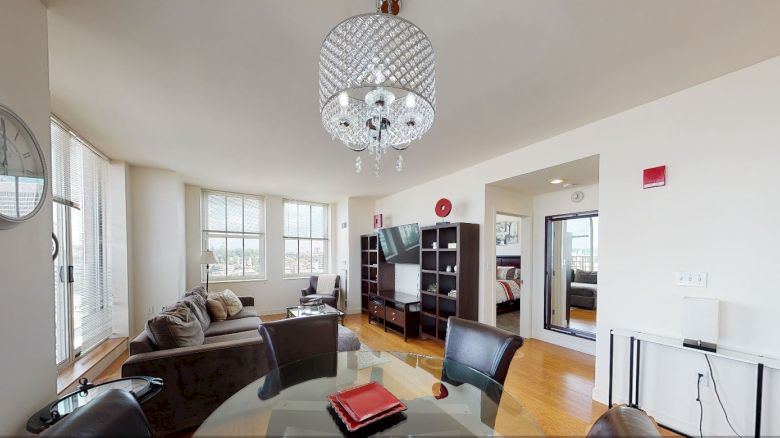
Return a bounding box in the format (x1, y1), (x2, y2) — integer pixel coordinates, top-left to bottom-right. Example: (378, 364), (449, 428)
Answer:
(195, 351), (544, 436)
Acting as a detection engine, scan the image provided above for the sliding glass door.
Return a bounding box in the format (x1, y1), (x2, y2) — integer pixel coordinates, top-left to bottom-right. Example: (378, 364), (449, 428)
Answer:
(51, 117), (112, 369)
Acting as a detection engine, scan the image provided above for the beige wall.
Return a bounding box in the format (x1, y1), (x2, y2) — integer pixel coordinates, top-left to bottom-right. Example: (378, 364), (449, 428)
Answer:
(375, 56), (780, 435)
(0, 0), (57, 433)
(128, 166), (186, 335)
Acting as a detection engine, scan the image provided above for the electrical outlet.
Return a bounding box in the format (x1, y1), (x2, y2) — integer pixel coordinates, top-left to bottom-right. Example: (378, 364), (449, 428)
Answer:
(146, 305), (155, 315)
(695, 370), (710, 387)
(675, 271), (707, 287)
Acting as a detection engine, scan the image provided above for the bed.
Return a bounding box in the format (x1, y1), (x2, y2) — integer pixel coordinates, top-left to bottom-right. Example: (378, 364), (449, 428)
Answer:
(496, 256), (521, 314)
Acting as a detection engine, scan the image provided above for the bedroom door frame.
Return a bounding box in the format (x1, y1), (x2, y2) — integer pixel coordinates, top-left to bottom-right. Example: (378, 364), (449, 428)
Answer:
(494, 211), (532, 337)
(543, 210), (598, 341)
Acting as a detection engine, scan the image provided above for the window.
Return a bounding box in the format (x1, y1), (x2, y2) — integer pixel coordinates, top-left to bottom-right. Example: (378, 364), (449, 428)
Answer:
(567, 216), (599, 271)
(283, 199), (329, 277)
(202, 190), (265, 281)
(51, 116), (112, 368)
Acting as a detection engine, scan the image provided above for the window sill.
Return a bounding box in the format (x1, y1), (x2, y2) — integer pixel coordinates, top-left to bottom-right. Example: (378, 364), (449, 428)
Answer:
(283, 276), (314, 280)
(205, 278), (267, 284)
(57, 337), (127, 394)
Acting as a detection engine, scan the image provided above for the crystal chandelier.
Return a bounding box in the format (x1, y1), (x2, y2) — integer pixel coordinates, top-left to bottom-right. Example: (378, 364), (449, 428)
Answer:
(319, 0), (436, 176)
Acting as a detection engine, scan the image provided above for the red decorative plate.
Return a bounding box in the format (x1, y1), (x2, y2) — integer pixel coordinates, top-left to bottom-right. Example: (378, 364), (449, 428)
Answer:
(328, 382), (407, 432)
(435, 198), (452, 218)
(328, 394), (406, 432)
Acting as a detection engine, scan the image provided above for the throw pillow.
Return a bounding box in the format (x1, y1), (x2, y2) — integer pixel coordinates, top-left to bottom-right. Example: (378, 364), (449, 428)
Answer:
(496, 266), (516, 280)
(206, 294), (228, 321)
(207, 289), (244, 319)
(145, 302), (204, 350)
(220, 289), (243, 316)
(181, 294), (210, 331)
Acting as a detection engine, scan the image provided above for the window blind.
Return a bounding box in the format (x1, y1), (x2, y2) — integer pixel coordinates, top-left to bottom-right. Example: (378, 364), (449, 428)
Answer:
(283, 199), (329, 277)
(202, 190), (266, 280)
(51, 118), (112, 355)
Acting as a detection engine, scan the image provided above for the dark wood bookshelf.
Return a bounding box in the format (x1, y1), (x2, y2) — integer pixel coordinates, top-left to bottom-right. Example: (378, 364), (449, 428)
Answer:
(359, 233), (395, 312)
(418, 222), (480, 344)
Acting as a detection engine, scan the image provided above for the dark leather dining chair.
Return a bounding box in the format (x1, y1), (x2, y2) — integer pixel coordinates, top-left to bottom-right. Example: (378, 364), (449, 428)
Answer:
(257, 314), (339, 400)
(443, 317), (523, 385)
(587, 405), (661, 437)
(258, 313), (338, 369)
(41, 389), (152, 437)
(300, 275), (340, 307)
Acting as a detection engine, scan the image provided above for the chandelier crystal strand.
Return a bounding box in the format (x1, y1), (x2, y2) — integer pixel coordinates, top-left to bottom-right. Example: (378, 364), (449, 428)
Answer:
(319, 3), (436, 175)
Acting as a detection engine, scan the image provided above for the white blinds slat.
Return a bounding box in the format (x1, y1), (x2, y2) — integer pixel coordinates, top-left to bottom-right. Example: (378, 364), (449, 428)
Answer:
(51, 119), (112, 354)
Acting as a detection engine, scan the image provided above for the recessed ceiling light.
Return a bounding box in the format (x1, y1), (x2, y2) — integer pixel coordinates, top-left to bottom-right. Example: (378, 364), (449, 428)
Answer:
(549, 178), (564, 184)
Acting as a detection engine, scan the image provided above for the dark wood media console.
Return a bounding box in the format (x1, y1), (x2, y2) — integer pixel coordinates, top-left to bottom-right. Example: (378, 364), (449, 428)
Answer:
(366, 290), (420, 341)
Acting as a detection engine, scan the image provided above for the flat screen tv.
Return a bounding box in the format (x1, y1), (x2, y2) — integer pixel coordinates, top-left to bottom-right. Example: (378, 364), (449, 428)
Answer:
(377, 223), (420, 264)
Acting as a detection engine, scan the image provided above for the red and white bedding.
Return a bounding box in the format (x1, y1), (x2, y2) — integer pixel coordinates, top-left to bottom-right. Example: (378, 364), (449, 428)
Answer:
(495, 279), (521, 304)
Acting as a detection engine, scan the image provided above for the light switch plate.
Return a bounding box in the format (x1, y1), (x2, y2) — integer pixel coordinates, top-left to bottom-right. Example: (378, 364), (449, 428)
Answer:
(675, 271), (707, 287)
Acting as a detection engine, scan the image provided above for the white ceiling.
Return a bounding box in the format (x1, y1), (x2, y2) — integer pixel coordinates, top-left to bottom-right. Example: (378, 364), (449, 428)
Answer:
(45, 0), (780, 202)
(493, 155), (599, 196)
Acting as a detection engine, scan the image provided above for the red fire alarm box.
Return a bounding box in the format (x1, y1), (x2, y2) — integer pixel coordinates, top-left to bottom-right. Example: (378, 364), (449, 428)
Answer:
(643, 165), (666, 189)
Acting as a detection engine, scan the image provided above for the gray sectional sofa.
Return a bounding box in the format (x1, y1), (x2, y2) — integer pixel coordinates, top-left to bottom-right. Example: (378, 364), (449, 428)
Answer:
(568, 268), (598, 310)
(122, 287), (360, 434)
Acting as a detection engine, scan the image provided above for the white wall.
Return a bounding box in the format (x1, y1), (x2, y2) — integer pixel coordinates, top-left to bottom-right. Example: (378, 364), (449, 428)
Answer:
(0, 1), (56, 433)
(109, 161), (131, 337)
(129, 167), (186, 335)
(346, 198), (375, 312)
(530, 184), (598, 354)
(374, 56), (780, 435)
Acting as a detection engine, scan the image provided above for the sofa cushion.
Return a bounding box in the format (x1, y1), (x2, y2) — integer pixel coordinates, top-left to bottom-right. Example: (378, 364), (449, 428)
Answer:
(181, 294), (210, 331)
(185, 286), (208, 301)
(574, 269), (598, 284)
(571, 282), (598, 296)
(203, 329), (262, 344)
(204, 316), (263, 337)
(226, 306), (259, 320)
(145, 303), (204, 350)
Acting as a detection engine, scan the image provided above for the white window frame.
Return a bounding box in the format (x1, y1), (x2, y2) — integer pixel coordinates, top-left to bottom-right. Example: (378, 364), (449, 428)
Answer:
(201, 189), (267, 282)
(283, 199), (330, 279)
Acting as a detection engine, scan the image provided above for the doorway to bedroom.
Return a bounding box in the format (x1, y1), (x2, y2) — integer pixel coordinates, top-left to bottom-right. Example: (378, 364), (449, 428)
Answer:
(495, 213), (524, 335)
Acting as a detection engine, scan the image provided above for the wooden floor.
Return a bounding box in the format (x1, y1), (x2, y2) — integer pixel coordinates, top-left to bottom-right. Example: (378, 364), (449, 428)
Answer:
(569, 308), (597, 333)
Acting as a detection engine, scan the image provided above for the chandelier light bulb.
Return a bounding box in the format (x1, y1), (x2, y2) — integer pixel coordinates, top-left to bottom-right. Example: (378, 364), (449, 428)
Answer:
(396, 154), (404, 172)
(338, 91), (349, 107)
(405, 94), (416, 108)
(355, 156), (362, 173)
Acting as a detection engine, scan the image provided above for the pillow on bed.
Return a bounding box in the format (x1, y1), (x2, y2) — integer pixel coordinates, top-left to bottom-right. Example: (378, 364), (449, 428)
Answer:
(496, 266), (517, 280)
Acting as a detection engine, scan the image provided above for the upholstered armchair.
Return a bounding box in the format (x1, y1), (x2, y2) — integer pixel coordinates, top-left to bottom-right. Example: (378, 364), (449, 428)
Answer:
(300, 275), (340, 308)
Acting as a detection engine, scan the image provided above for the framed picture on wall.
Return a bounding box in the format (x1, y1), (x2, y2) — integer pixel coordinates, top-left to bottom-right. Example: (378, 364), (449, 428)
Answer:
(496, 221), (519, 246)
